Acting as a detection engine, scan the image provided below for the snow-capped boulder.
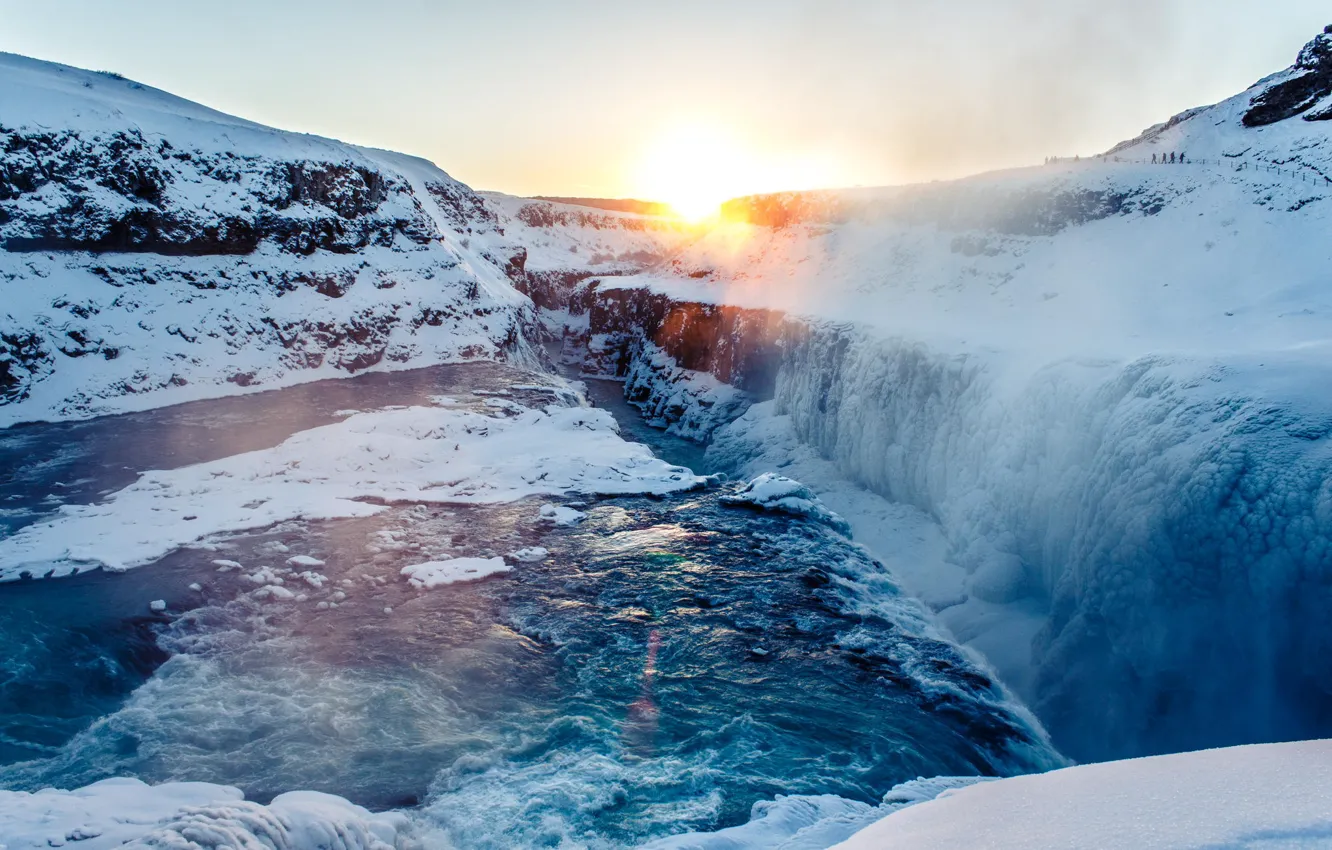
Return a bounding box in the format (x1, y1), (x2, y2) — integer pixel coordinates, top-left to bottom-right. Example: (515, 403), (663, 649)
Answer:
(721, 473), (852, 536)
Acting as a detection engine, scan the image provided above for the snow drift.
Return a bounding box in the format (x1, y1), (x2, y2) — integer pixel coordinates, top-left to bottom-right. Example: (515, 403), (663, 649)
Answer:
(0, 778), (405, 850)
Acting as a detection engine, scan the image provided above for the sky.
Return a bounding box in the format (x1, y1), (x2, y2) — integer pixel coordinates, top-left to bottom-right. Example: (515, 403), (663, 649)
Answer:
(0, 1), (1328, 201)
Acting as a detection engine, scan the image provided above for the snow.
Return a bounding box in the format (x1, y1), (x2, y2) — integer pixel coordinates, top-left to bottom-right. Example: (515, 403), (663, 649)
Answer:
(538, 503), (587, 526)
(7, 742), (1329, 850)
(584, 30), (1332, 761)
(0, 51), (537, 426)
(482, 192), (699, 276)
(647, 778), (990, 850)
(650, 741), (1332, 850)
(833, 740), (1332, 850)
(401, 556), (511, 588)
(720, 473), (852, 536)
(508, 546), (549, 562)
(0, 777), (403, 850)
(0, 402), (711, 580)
(619, 339), (754, 440)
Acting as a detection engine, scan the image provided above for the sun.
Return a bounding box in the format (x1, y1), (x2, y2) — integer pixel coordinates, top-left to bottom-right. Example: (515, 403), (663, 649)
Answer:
(630, 123), (846, 223)
(634, 126), (749, 222)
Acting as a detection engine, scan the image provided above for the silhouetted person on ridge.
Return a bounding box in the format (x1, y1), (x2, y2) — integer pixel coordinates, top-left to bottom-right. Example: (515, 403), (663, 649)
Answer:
(1171, 152), (1177, 164)
(1152, 153), (1158, 164)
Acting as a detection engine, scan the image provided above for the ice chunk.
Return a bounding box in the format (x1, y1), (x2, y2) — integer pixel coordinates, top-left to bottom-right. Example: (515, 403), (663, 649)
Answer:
(721, 473), (852, 536)
(401, 556), (512, 589)
(508, 546), (550, 563)
(538, 504), (586, 527)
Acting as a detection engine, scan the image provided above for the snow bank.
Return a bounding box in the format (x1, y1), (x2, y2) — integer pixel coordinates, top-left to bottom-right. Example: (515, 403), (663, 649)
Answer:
(0, 778), (404, 850)
(0, 402), (711, 579)
(720, 474), (851, 536)
(401, 556), (510, 589)
(621, 339), (754, 440)
(644, 778), (988, 850)
(834, 740), (1332, 850)
(650, 740), (1332, 850)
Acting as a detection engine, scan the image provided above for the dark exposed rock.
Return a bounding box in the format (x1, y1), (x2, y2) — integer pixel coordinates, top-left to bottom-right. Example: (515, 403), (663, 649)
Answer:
(577, 282), (786, 397)
(0, 331), (53, 403)
(0, 126), (437, 255)
(1243, 31), (1332, 127)
(426, 180), (499, 232)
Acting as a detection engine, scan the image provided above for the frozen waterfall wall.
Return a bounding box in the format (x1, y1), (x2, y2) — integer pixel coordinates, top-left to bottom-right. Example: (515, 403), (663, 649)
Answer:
(777, 323), (1332, 762)
(578, 283), (1332, 763)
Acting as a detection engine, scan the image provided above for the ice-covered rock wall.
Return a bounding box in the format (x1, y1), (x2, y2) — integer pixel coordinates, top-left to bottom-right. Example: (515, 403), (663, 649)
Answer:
(774, 322), (1332, 761)
(0, 53), (538, 425)
(563, 282), (784, 438)
(585, 294), (1332, 762)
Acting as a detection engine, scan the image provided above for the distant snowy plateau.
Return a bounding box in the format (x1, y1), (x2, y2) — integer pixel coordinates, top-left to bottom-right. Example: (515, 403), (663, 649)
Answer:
(5, 26), (1332, 850)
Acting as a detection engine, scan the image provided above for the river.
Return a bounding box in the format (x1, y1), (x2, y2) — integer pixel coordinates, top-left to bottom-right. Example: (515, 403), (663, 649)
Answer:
(0, 364), (1058, 847)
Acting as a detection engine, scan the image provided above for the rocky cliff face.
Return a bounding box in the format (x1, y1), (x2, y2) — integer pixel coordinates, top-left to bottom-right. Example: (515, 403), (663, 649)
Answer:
(1243, 28), (1332, 126)
(0, 54), (535, 424)
(482, 193), (700, 310)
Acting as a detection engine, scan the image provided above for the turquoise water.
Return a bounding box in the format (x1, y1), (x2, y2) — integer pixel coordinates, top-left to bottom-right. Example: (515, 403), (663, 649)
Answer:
(0, 366), (1060, 847)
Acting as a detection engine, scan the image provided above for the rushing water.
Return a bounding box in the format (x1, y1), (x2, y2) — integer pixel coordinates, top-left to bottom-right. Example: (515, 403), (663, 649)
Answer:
(0, 365), (1059, 847)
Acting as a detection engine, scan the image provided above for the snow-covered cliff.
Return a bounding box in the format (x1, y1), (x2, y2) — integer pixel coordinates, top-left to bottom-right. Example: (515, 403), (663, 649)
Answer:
(0, 53), (539, 426)
(481, 192), (699, 309)
(574, 27), (1332, 762)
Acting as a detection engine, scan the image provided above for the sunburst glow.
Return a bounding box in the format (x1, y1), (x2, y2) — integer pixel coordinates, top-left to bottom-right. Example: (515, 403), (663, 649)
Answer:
(633, 126), (743, 221)
(632, 124), (844, 222)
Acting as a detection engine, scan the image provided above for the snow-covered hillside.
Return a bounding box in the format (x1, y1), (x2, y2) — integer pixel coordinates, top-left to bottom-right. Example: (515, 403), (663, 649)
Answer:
(573, 27), (1332, 762)
(482, 192), (699, 309)
(0, 53), (539, 426)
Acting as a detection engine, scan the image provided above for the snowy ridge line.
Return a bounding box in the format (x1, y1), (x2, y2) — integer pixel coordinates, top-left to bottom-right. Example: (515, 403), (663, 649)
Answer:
(1045, 154), (1332, 186)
